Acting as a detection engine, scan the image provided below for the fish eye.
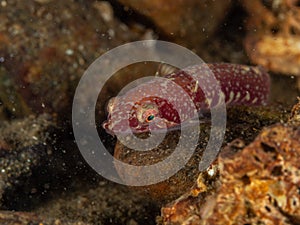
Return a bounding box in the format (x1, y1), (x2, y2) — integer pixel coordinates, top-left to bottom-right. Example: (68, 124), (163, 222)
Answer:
(146, 114), (155, 122)
(141, 108), (158, 123)
(136, 104), (159, 124)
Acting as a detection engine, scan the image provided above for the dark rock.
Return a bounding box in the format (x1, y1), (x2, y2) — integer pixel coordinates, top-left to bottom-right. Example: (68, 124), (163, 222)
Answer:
(116, 0), (232, 51)
(0, 0), (149, 119)
(0, 114), (55, 208)
(0, 210), (91, 225)
(36, 182), (159, 225)
(243, 0), (300, 89)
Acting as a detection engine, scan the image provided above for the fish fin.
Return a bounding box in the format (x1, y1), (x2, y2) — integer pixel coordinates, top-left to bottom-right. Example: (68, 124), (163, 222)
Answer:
(155, 63), (179, 77)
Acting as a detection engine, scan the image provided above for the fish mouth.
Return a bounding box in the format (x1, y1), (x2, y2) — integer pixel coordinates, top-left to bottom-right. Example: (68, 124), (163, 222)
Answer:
(102, 118), (148, 135)
(102, 117), (179, 136)
(102, 115), (138, 136)
(102, 117), (115, 136)
(102, 113), (121, 136)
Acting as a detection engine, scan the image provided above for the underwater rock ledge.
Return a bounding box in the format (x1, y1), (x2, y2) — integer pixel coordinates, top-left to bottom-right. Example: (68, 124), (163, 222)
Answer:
(160, 99), (300, 225)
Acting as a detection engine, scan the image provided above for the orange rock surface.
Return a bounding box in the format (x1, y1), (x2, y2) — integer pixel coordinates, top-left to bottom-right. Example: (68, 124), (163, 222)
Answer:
(161, 101), (300, 224)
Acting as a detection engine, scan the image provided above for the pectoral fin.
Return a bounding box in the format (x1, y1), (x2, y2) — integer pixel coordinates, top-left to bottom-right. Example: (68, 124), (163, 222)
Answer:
(155, 63), (179, 77)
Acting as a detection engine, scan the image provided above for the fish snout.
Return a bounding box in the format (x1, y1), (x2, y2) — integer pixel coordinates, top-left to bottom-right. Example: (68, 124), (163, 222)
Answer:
(102, 114), (115, 136)
(103, 97), (118, 135)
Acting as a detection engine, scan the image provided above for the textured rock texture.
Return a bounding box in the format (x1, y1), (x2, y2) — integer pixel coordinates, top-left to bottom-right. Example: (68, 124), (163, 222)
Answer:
(160, 101), (300, 225)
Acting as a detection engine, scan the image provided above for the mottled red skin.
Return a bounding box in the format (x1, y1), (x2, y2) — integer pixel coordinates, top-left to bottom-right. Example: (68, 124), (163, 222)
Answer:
(103, 63), (270, 135)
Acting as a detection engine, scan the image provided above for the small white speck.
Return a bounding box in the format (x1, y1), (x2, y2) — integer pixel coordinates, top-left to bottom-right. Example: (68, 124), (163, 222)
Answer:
(78, 45), (84, 51)
(65, 49), (74, 55)
(32, 136), (38, 140)
(107, 29), (115, 37)
(207, 167), (215, 176)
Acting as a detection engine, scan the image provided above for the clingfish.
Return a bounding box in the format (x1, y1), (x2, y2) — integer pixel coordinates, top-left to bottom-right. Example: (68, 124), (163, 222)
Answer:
(103, 63), (270, 135)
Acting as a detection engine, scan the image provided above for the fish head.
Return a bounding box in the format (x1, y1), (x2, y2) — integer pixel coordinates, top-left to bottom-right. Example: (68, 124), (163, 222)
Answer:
(102, 96), (181, 135)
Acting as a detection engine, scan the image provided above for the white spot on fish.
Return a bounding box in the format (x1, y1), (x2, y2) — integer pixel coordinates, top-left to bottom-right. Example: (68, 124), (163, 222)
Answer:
(252, 67), (260, 74)
(245, 91), (251, 101)
(226, 91), (235, 104)
(216, 92), (225, 106)
(241, 65), (251, 72)
(242, 91), (251, 101)
(252, 97), (258, 104)
(206, 98), (212, 107)
(193, 80), (199, 93)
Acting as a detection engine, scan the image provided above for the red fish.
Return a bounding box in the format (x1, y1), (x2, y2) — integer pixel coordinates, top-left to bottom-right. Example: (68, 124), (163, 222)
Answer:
(103, 63), (270, 135)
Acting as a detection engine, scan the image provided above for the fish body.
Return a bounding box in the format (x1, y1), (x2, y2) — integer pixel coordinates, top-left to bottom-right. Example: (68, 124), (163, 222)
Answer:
(103, 63), (270, 135)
